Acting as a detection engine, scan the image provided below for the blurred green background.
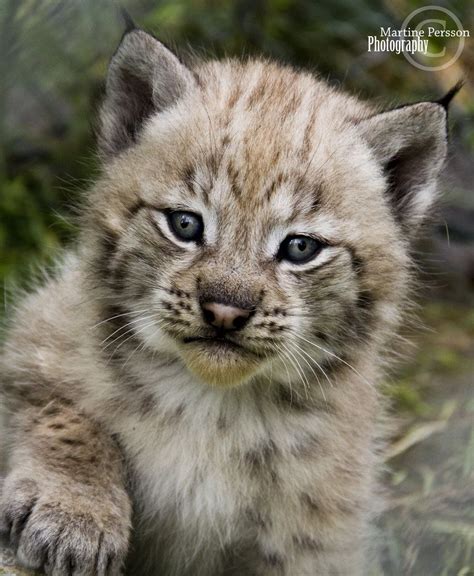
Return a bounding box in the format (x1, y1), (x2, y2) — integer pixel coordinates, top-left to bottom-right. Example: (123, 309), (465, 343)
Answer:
(0, 1), (472, 575)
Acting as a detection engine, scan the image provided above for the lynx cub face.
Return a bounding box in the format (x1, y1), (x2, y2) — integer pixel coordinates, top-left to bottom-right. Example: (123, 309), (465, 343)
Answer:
(87, 29), (448, 388)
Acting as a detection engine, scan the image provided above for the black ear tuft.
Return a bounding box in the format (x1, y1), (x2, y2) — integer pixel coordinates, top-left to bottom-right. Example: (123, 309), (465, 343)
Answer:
(119, 6), (136, 33)
(436, 80), (464, 111)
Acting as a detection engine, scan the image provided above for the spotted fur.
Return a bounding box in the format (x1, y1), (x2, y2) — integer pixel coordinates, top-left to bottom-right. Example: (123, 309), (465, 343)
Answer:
(1, 27), (450, 576)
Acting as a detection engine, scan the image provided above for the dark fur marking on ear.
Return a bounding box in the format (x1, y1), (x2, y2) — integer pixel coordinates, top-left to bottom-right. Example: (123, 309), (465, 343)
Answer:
(117, 67), (155, 148)
(384, 159), (403, 221)
(382, 144), (431, 226)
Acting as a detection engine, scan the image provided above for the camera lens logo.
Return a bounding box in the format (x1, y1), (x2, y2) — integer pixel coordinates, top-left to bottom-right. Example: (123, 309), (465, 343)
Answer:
(401, 6), (466, 71)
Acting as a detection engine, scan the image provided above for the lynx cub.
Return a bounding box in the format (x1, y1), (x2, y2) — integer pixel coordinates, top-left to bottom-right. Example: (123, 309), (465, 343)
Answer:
(1, 24), (456, 576)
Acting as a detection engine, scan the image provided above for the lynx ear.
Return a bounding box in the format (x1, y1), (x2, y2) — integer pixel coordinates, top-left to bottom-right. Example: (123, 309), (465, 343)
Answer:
(358, 102), (448, 232)
(99, 29), (195, 159)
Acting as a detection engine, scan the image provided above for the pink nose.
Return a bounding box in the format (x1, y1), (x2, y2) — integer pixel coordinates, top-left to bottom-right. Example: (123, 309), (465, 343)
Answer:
(201, 302), (252, 331)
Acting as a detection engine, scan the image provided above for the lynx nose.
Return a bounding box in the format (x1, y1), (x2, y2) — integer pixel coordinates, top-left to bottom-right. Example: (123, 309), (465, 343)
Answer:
(201, 302), (252, 331)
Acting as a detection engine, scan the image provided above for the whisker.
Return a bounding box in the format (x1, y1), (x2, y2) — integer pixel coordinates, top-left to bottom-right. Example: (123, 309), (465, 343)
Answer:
(289, 342), (327, 403)
(106, 318), (167, 361)
(90, 308), (148, 330)
(280, 343), (310, 400)
(274, 347), (292, 387)
(121, 321), (172, 369)
(275, 346), (301, 407)
(291, 340), (334, 390)
(101, 316), (159, 352)
(291, 332), (374, 390)
(100, 314), (157, 347)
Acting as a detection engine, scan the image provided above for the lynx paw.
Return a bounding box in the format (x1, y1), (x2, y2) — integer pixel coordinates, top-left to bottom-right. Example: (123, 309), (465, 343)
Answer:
(0, 475), (130, 576)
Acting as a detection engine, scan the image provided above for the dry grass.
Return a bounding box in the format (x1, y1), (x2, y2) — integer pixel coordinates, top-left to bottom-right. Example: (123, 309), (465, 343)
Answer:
(374, 302), (474, 575)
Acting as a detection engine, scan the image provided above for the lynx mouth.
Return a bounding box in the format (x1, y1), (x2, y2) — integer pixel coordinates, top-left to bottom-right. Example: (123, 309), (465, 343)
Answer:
(182, 335), (244, 352)
(178, 334), (264, 386)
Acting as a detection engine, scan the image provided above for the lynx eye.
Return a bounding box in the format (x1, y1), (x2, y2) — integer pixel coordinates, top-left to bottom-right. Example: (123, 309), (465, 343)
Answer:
(167, 211), (203, 242)
(278, 235), (322, 264)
